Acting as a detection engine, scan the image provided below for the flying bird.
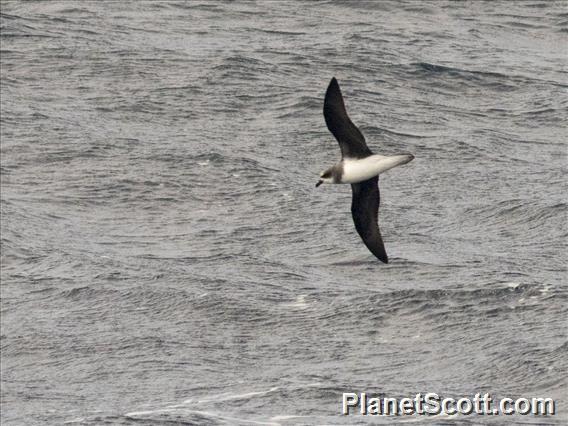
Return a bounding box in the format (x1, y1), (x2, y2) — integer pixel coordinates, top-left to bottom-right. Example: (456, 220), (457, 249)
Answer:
(316, 77), (414, 263)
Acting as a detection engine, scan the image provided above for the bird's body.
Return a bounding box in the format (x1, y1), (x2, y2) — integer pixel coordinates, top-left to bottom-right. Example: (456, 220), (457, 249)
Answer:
(337, 154), (414, 184)
(316, 77), (414, 263)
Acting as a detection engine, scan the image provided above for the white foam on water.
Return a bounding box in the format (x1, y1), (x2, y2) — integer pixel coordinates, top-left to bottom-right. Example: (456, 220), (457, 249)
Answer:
(184, 386), (280, 404)
(126, 408), (280, 426)
(281, 294), (309, 309)
(269, 414), (312, 421)
(63, 418), (85, 424)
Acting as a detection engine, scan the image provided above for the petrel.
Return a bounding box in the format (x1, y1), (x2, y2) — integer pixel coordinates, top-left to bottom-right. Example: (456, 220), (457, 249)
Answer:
(316, 77), (414, 263)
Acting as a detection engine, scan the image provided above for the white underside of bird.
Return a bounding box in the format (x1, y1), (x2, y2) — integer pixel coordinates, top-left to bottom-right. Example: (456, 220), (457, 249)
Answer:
(341, 154), (414, 184)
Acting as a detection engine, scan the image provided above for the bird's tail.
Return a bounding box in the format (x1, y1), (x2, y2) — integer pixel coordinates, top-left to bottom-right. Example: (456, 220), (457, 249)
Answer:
(376, 154), (414, 174)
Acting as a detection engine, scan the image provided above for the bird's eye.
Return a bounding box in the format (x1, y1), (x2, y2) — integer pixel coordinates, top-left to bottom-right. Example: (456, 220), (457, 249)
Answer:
(322, 172), (330, 179)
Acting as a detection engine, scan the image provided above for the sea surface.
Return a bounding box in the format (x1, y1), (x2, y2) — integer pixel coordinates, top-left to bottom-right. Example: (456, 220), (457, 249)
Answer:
(1, 1), (567, 424)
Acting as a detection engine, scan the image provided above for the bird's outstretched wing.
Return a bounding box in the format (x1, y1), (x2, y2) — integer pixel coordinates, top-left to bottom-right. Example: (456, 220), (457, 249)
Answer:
(351, 176), (388, 263)
(323, 77), (373, 159)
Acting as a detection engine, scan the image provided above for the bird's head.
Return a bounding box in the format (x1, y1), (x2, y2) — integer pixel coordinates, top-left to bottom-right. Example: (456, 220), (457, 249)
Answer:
(316, 169), (334, 187)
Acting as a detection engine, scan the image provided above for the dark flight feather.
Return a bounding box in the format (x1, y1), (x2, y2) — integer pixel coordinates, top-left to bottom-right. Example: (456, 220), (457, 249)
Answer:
(323, 77), (373, 159)
(350, 176), (388, 263)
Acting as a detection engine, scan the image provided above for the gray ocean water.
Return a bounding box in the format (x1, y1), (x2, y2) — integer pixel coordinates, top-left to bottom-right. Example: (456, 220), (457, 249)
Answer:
(1, 1), (567, 424)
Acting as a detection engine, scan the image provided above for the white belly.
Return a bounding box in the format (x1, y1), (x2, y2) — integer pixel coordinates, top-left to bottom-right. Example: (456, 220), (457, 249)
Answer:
(342, 154), (414, 184)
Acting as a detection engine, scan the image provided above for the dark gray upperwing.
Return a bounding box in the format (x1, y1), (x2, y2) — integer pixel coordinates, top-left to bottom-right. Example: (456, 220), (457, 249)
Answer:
(351, 176), (388, 263)
(323, 77), (373, 159)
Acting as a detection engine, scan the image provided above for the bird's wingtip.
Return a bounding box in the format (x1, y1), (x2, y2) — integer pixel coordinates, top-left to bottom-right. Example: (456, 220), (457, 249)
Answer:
(325, 77), (341, 99)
